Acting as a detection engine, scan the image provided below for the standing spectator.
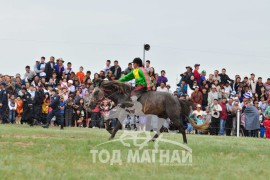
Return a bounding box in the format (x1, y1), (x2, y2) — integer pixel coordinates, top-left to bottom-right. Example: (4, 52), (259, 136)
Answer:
(264, 78), (270, 95)
(256, 77), (264, 96)
(244, 100), (260, 137)
(44, 56), (55, 82)
(157, 70), (168, 87)
(37, 56), (46, 78)
(201, 88), (208, 111)
(0, 82), (8, 123)
(193, 64), (200, 83)
(249, 73), (256, 94)
(208, 85), (219, 107)
(8, 94), (17, 124)
(65, 96), (74, 127)
(219, 68), (233, 84)
(34, 61), (41, 77)
(226, 98), (234, 136)
(213, 70), (221, 82)
(231, 98), (242, 136)
(219, 97), (228, 136)
(59, 96), (66, 126)
(157, 82), (168, 92)
(124, 63), (133, 75)
(210, 99), (222, 135)
(42, 89), (64, 129)
(76, 66), (85, 84)
(55, 58), (65, 82)
(110, 60), (122, 80)
(91, 104), (100, 128)
(21, 87), (34, 126)
(23, 66), (36, 84)
(33, 84), (44, 123)
(191, 86), (203, 106)
(65, 62), (74, 80)
(103, 60), (111, 76)
(145, 60), (151, 72)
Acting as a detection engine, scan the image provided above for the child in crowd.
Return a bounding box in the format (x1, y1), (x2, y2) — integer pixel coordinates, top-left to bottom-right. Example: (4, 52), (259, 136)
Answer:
(15, 96), (23, 124)
(42, 93), (50, 124)
(8, 94), (17, 124)
(100, 99), (113, 129)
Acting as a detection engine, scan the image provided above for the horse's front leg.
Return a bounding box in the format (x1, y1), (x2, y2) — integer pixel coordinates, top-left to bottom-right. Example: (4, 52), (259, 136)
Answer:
(106, 120), (112, 135)
(109, 119), (121, 140)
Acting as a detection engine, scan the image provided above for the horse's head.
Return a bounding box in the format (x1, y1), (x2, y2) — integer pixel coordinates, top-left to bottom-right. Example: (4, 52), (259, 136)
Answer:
(90, 87), (105, 109)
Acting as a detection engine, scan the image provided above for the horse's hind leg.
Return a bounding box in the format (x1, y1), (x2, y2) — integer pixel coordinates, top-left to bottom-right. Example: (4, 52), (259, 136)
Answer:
(109, 119), (121, 140)
(180, 127), (187, 144)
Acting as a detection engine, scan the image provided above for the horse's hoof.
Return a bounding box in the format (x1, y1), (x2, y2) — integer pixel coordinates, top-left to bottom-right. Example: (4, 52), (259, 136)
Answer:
(109, 137), (114, 140)
(149, 139), (155, 143)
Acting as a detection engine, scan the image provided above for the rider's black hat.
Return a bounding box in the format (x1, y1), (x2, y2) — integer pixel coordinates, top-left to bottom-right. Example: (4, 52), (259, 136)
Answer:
(131, 58), (143, 67)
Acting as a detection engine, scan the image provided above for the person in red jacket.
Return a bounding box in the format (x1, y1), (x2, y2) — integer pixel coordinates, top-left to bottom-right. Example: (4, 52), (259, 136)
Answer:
(219, 97), (228, 135)
(193, 64), (200, 83)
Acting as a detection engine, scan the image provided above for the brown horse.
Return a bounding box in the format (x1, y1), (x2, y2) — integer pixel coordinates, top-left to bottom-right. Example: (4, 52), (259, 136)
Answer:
(90, 80), (209, 144)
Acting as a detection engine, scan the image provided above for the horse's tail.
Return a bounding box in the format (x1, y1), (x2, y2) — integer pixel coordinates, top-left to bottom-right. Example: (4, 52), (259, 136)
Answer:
(178, 99), (210, 132)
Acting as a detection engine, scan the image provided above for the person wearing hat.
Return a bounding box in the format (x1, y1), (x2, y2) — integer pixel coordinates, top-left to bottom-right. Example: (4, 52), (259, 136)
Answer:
(193, 64), (200, 83)
(0, 82), (8, 123)
(119, 57), (152, 106)
(54, 58), (65, 81)
(21, 87), (35, 126)
(42, 89), (64, 129)
(199, 70), (206, 86)
(33, 84), (45, 124)
(178, 66), (193, 86)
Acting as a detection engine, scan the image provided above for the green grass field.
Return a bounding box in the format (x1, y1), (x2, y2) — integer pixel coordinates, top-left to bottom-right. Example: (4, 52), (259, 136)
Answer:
(0, 125), (270, 180)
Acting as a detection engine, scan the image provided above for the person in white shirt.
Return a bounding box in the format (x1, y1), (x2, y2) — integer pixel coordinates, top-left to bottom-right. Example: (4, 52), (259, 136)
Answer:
(249, 73), (256, 94)
(65, 62), (74, 79)
(103, 60), (112, 76)
(157, 82), (168, 92)
(67, 80), (75, 93)
(209, 99), (222, 135)
(23, 66), (36, 83)
(224, 82), (232, 95)
(145, 60), (151, 72)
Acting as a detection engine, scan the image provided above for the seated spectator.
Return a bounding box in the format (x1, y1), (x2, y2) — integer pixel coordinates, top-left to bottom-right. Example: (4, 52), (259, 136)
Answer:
(177, 80), (187, 96)
(157, 82), (168, 92)
(157, 70), (168, 87)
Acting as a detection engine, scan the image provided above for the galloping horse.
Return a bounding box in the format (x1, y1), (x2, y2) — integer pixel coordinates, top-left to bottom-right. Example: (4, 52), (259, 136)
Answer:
(90, 80), (209, 144)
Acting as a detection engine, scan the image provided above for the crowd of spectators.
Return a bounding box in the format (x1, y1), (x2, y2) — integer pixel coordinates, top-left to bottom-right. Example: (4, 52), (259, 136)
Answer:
(0, 57), (270, 138)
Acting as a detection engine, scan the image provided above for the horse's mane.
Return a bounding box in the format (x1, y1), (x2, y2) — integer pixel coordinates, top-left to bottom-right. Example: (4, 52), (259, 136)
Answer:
(100, 80), (132, 96)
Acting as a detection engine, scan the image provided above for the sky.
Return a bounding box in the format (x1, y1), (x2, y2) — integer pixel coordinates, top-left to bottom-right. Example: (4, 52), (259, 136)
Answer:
(0, 0), (269, 90)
